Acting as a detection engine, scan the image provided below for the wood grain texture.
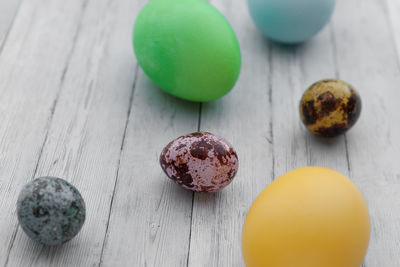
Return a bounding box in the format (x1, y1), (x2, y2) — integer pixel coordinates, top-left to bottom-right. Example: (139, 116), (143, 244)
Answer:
(386, 0), (400, 66)
(5, 0), (140, 266)
(0, 0), (22, 48)
(99, 70), (199, 266)
(187, 0), (350, 266)
(0, 1), (89, 265)
(187, 0), (273, 266)
(0, 0), (399, 266)
(332, 0), (400, 265)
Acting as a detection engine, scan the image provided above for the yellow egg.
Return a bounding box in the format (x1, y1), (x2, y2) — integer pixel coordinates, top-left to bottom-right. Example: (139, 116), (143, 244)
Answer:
(242, 167), (370, 267)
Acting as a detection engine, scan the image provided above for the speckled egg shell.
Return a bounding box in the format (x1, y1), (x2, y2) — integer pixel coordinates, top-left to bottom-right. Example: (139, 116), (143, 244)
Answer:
(300, 79), (362, 137)
(160, 132), (238, 192)
(17, 177), (86, 246)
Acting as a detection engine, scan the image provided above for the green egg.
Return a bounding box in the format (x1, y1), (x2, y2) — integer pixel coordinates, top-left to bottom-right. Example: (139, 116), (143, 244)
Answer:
(133, 0), (241, 102)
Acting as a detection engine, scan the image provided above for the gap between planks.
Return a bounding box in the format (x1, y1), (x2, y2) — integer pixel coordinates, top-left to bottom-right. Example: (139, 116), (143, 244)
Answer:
(185, 103), (202, 267)
(0, 0), (24, 56)
(2, 0), (90, 265)
(98, 64), (139, 267)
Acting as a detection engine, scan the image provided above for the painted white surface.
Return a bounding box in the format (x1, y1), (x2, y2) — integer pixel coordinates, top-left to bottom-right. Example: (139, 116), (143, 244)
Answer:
(0, 0), (399, 266)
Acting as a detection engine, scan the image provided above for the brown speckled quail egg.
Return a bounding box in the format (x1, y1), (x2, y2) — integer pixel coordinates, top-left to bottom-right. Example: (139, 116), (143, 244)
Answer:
(300, 79), (362, 138)
(160, 132), (239, 192)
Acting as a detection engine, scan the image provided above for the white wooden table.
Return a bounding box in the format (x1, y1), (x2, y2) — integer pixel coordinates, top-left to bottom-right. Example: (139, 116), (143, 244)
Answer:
(0, 0), (399, 266)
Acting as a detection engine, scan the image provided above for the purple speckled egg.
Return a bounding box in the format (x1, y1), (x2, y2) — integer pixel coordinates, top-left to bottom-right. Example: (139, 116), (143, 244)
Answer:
(160, 132), (239, 192)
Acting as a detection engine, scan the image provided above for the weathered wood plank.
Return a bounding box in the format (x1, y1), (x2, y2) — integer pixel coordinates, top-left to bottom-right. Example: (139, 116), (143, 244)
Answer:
(188, 0), (351, 266)
(0, 0), (23, 48)
(4, 0), (141, 266)
(0, 1), (89, 265)
(188, 0), (273, 265)
(269, 35), (349, 176)
(0, 0), (398, 266)
(99, 70), (199, 266)
(386, 0), (400, 65)
(332, 0), (400, 265)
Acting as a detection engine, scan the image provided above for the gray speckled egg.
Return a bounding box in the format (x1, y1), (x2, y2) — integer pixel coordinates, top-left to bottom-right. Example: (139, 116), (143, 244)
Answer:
(17, 177), (86, 246)
(160, 132), (239, 192)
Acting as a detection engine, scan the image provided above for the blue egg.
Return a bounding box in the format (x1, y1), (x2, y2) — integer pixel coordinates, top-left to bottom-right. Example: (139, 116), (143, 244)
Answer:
(248, 0), (336, 43)
(17, 177), (86, 246)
